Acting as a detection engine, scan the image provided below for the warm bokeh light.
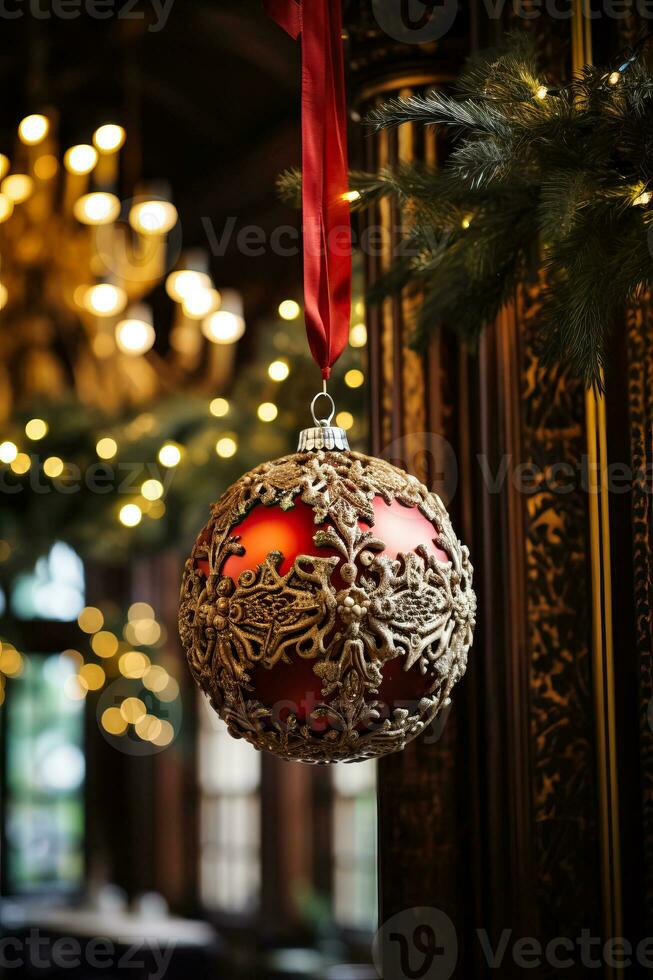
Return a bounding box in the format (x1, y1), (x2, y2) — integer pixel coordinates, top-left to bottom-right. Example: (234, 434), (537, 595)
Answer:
(143, 665), (169, 693)
(79, 663), (105, 691)
(345, 369), (365, 389)
(165, 269), (211, 303)
(129, 199), (178, 236)
(141, 479), (164, 501)
(158, 443), (182, 468)
(216, 436), (237, 458)
(151, 719), (175, 747)
(18, 113), (49, 145)
(132, 618), (161, 645)
(158, 676), (180, 703)
(268, 359), (290, 381)
(62, 649), (84, 669)
(148, 500), (166, 520)
(0, 282), (7, 310)
(0, 155), (9, 179)
(136, 714), (163, 742)
(25, 418), (48, 440)
(92, 334), (115, 358)
(350, 323), (367, 347)
(128, 601), (155, 621)
(115, 317), (155, 356)
(209, 397), (230, 418)
(93, 124), (126, 153)
(201, 310), (245, 344)
(119, 503), (143, 528)
(182, 287), (221, 319)
(119, 650), (150, 679)
(74, 192), (120, 226)
(34, 155), (59, 180)
(78, 606), (104, 634)
(64, 144), (98, 175)
(102, 707), (128, 736)
(10, 453), (31, 475)
(278, 299), (300, 320)
(257, 402), (278, 423)
(84, 283), (128, 317)
(0, 193), (14, 223)
(0, 441), (18, 464)
(0, 646), (23, 676)
(336, 411), (354, 431)
(91, 631), (119, 659)
(43, 456), (64, 478)
(120, 697), (146, 724)
(96, 437), (118, 460)
(2, 174), (33, 204)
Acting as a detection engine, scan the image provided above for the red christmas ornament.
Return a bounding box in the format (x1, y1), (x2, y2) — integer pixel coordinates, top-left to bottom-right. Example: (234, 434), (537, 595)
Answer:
(179, 0), (475, 762)
(179, 414), (476, 763)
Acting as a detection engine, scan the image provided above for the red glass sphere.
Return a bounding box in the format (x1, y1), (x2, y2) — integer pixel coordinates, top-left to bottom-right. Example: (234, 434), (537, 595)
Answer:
(211, 497), (447, 723)
(179, 449), (475, 763)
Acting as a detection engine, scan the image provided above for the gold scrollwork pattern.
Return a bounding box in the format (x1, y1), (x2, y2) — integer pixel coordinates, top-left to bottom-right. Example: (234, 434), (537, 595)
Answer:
(179, 450), (475, 763)
(626, 300), (653, 926)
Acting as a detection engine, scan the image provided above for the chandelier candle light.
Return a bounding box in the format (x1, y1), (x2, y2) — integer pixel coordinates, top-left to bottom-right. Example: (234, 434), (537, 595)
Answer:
(179, 0), (476, 763)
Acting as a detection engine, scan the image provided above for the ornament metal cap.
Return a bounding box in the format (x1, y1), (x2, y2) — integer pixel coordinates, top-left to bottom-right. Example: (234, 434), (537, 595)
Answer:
(297, 388), (350, 452)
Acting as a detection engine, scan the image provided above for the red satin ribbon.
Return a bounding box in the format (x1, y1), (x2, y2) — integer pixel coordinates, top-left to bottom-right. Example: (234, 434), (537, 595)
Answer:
(265, 0), (352, 380)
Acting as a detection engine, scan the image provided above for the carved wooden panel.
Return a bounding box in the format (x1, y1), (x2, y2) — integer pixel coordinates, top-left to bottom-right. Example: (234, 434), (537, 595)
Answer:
(518, 278), (601, 941)
(626, 302), (653, 929)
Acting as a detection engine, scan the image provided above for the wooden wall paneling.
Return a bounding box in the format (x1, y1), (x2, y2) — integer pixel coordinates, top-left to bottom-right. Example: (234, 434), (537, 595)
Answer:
(625, 302), (653, 934)
(516, 274), (601, 947)
(346, 6), (648, 977)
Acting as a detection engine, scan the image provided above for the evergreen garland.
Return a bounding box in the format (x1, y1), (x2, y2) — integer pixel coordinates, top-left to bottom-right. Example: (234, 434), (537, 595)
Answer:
(280, 35), (653, 387)
(0, 310), (366, 575)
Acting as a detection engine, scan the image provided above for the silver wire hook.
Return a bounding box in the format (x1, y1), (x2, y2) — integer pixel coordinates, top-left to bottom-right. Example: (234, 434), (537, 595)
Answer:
(310, 389), (335, 428)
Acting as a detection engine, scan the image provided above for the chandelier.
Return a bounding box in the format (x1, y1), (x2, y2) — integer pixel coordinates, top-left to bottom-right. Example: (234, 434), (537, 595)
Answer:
(0, 112), (244, 421)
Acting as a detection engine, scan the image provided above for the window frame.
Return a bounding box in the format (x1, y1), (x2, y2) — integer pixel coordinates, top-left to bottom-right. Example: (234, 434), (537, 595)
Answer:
(0, 619), (87, 901)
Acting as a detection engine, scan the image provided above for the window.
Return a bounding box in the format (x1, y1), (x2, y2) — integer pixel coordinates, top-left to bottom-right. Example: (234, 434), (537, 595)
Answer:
(332, 760), (377, 930)
(2, 653), (85, 895)
(10, 542), (85, 622)
(198, 696), (261, 914)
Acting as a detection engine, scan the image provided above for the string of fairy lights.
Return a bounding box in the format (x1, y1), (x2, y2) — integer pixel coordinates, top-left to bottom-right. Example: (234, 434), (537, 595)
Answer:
(0, 293), (367, 531)
(529, 39), (653, 214)
(447, 40), (653, 235)
(0, 602), (180, 747)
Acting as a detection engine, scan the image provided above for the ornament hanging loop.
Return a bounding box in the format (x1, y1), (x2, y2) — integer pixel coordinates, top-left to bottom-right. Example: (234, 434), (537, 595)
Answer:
(298, 388), (349, 452)
(311, 390), (336, 428)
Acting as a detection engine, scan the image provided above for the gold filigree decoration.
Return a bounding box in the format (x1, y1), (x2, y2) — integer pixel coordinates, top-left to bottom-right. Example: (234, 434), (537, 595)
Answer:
(179, 449), (476, 763)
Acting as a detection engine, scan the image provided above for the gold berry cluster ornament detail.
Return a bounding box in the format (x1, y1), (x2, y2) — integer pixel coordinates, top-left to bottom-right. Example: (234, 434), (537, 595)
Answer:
(179, 413), (476, 763)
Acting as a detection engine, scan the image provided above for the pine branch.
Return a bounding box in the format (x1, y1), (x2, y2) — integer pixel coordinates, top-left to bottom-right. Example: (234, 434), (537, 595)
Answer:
(279, 35), (653, 387)
(277, 167), (398, 210)
(367, 90), (514, 140)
